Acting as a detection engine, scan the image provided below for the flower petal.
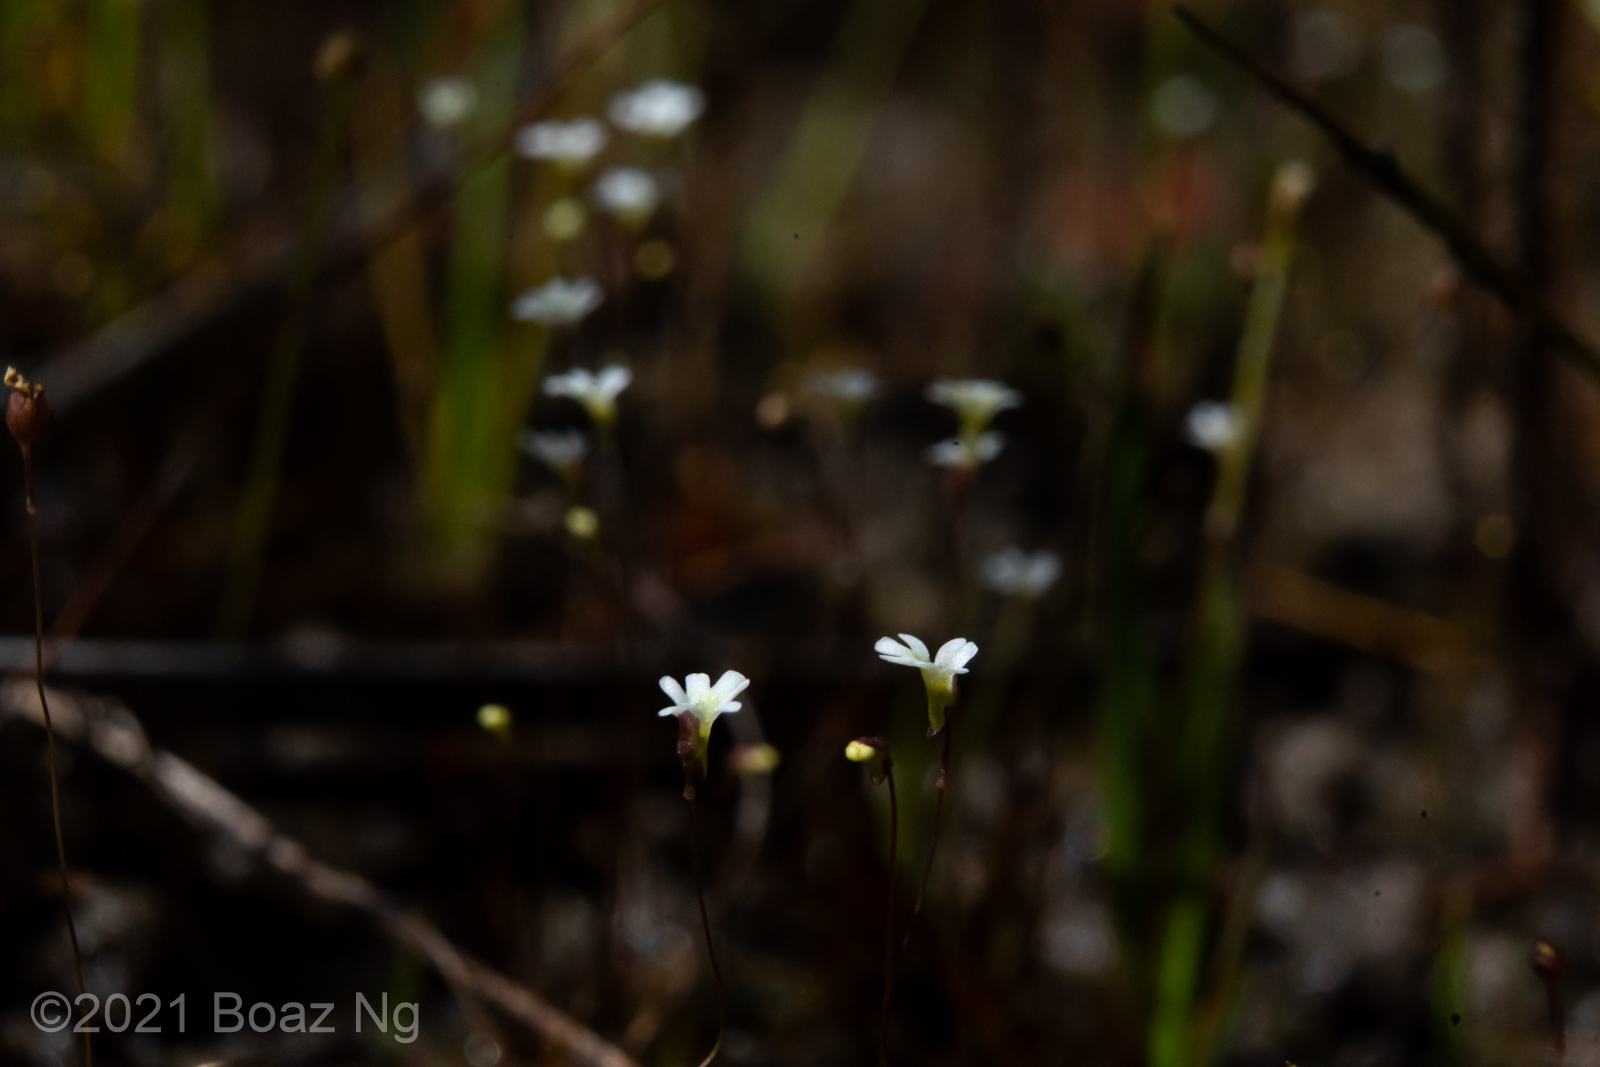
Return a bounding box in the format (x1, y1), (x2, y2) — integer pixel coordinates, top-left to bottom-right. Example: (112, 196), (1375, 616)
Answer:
(874, 635), (909, 658)
(719, 702), (741, 713)
(659, 705), (686, 717)
(710, 670), (750, 704)
(598, 364), (632, 396)
(896, 634), (930, 661)
(659, 675), (688, 706)
(935, 638), (978, 672)
(686, 673), (711, 702)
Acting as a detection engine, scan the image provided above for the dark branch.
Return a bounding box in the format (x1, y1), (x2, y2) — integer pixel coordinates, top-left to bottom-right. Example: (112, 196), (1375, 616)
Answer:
(1172, 5), (1600, 385)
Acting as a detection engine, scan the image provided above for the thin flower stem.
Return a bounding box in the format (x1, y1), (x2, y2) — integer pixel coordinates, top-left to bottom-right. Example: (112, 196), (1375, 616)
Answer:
(904, 708), (954, 947)
(24, 446), (92, 1067)
(879, 766), (899, 1067)
(686, 785), (726, 1067)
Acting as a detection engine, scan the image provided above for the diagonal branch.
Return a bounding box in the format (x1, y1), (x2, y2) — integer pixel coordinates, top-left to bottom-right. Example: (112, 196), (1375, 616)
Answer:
(0, 678), (640, 1067)
(1172, 5), (1600, 385)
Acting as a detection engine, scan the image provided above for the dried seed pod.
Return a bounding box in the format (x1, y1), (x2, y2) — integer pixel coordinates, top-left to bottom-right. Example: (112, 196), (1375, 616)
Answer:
(4, 368), (50, 447)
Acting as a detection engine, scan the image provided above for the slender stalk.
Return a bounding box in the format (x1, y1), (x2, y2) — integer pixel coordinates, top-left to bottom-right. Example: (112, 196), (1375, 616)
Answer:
(904, 708), (953, 946)
(23, 445), (92, 1067)
(686, 784), (726, 1067)
(216, 47), (356, 637)
(879, 767), (898, 1067)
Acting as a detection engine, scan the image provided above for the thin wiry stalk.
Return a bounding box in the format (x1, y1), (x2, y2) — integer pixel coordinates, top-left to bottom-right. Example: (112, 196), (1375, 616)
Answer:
(686, 787), (726, 1067)
(879, 766), (899, 1067)
(904, 709), (953, 946)
(24, 445), (92, 1067)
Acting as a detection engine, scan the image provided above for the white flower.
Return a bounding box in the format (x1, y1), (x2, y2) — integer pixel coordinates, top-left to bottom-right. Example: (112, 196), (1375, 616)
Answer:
(807, 369), (880, 403)
(418, 77), (478, 129)
(609, 79), (705, 138)
(926, 432), (1004, 469)
(927, 379), (1022, 430)
(519, 429), (589, 475)
(514, 117), (608, 169)
(875, 633), (977, 734)
(1184, 400), (1244, 452)
(543, 365), (632, 430)
(594, 167), (660, 226)
(980, 547), (1061, 598)
(658, 670), (749, 738)
(511, 277), (603, 326)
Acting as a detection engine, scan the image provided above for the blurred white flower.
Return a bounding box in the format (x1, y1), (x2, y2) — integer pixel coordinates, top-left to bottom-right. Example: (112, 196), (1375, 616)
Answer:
(980, 548), (1061, 598)
(926, 432), (1004, 469)
(511, 277), (603, 326)
(807, 369), (880, 403)
(543, 365), (632, 431)
(515, 117), (608, 169)
(594, 167), (661, 227)
(927, 379), (1021, 429)
(1290, 10), (1361, 82)
(1150, 75), (1216, 138)
(609, 79), (705, 137)
(518, 429), (589, 476)
(1184, 400), (1244, 452)
(418, 77), (478, 129)
(658, 670), (749, 738)
(1381, 24), (1445, 94)
(876, 633), (977, 734)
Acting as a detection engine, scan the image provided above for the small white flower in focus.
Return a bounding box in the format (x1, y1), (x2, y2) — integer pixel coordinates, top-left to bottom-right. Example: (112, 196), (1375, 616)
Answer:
(419, 77), (478, 129)
(515, 117), (608, 169)
(658, 670), (750, 738)
(875, 633), (977, 734)
(609, 79), (705, 138)
(980, 547), (1062, 598)
(594, 167), (661, 227)
(519, 429), (589, 475)
(543, 365), (632, 431)
(926, 432), (1005, 469)
(511, 277), (603, 326)
(1184, 400), (1244, 452)
(807, 369), (880, 404)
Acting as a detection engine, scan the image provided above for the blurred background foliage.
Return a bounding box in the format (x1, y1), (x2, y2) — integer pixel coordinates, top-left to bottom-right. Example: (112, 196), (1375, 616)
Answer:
(6, 1), (1600, 1066)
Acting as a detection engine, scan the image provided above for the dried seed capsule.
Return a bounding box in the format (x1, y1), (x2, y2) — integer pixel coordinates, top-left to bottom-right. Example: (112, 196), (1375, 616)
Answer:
(3, 368), (50, 447)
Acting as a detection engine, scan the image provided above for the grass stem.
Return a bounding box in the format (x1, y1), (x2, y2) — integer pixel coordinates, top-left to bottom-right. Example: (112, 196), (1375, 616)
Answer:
(23, 444), (92, 1067)
(686, 785), (726, 1067)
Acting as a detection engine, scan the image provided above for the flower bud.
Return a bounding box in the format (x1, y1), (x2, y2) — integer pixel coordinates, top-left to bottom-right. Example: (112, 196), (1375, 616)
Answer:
(845, 736), (891, 784)
(476, 703), (513, 744)
(4, 368), (50, 447)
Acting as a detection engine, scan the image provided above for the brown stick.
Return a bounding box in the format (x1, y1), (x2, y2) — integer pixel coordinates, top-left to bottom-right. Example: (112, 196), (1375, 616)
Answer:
(0, 679), (640, 1067)
(1172, 5), (1600, 385)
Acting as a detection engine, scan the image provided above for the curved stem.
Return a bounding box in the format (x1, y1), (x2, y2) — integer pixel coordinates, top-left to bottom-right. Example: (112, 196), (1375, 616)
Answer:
(686, 785), (726, 1067)
(879, 767), (898, 1067)
(25, 446), (91, 1067)
(905, 708), (954, 947)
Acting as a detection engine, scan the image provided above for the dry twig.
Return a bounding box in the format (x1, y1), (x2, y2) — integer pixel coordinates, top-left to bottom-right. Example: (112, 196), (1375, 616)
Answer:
(0, 679), (640, 1067)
